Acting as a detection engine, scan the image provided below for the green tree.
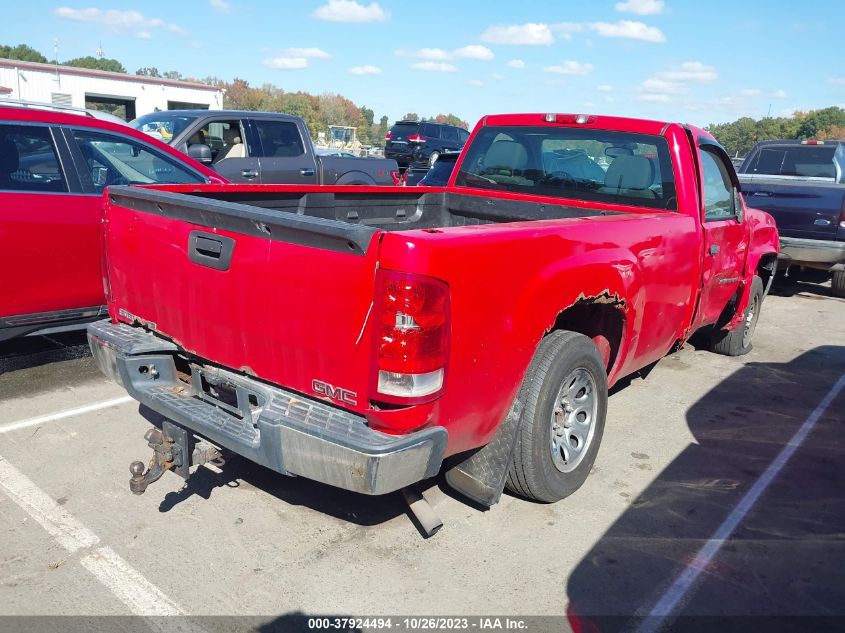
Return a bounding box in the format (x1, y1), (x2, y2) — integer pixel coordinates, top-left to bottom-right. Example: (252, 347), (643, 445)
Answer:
(162, 70), (183, 81)
(376, 115), (389, 147)
(403, 112), (419, 121)
(796, 106), (845, 139)
(0, 43), (48, 63)
(135, 67), (161, 77)
(64, 56), (126, 73)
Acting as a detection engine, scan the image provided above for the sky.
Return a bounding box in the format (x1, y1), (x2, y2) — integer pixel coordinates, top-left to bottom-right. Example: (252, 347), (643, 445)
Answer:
(2, 0), (844, 129)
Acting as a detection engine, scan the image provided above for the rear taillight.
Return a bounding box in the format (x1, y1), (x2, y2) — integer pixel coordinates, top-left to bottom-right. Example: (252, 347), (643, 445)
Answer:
(801, 140), (824, 145)
(407, 134), (427, 143)
(840, 196), (845, 228)
(390, 170), (401, 185)
(385, 131), (392, 140)
(372, 270), (450, 403)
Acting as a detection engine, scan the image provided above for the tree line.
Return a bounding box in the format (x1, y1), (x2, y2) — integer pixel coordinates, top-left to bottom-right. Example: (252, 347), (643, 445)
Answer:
(1, 42), (468, 146)
(706, 107), (845, 157)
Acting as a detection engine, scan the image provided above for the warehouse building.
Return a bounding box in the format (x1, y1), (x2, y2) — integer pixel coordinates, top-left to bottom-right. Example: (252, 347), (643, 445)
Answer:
(0, 58), (223, 120)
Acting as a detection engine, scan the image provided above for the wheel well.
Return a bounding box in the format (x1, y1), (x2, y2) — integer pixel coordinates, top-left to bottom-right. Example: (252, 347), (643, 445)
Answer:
(757, 253), (778, 286)
(551, 302), (625, 373)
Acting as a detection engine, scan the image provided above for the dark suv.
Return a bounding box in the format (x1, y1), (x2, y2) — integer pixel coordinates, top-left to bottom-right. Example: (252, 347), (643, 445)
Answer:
(384, 120), (469, 168)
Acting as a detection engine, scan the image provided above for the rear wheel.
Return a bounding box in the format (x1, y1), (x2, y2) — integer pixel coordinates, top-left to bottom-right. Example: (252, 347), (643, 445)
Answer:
(506, 331), (608, 503)
(710, 275), (763, 356)
(832, 271), (845, 298)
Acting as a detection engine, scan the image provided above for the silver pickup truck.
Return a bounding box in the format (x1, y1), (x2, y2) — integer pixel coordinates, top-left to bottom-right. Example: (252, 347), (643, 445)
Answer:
(132, 109), (399, 186)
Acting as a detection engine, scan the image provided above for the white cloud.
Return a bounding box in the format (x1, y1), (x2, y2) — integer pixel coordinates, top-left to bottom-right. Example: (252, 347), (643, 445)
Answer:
(544, 61), (593, 76)
(481, 23), (553, 45)
(657, 61), (716, 82)
(829, 77), (845, 86)
(53, 7), (186, 38)
(741, 88), (761, 96)
(583, 101), (597, 107)
(590, 20), (665, 43)
(615, 0), (665, 15)
(642, 77), (684, 94)
(209, 0), (230, 11)
(772, 89), (787, 98)
(349, 65), (382, 75)
(284, 47), (331, 59)
(598, 84), (614, 92)
(639, 93), (671, 102)
(491, 72), (505, 80)
(507, 59), (525, 69)
(411, 61), (458, 73)
(415, 48), (452, 60)
(312, 0), (387, 23)
(468, 79), (484, 87)
(454, 45), (494, 60)
(604, 95), (616, 103)
(263, 57), (309, 70)
(551, 22), (586, 40)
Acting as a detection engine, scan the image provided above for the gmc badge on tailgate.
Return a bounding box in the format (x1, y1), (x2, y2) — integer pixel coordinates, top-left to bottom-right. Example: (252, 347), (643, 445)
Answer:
(312, 379), (357, 406)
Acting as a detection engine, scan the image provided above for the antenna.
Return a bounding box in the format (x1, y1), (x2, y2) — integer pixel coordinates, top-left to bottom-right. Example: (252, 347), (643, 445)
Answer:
(53, 39), (60, 86)
(96, 41), (104, 59)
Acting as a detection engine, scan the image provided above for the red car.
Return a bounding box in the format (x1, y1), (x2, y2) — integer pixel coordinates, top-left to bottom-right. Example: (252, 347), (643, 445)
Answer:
(89, 113), (778, 510)
(0, 104), (224, 341)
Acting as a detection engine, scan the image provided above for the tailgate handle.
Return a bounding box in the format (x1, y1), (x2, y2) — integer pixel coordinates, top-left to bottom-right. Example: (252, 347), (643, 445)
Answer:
(188, 231), (235, 271)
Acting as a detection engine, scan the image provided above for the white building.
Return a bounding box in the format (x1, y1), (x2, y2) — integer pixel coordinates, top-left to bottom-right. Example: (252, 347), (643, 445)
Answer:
(0, 58), (223, 120)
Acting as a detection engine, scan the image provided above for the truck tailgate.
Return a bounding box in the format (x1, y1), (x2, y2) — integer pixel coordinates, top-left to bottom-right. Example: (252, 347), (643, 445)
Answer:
(740, 175), (845, 240)
(103, 187), (381, 413)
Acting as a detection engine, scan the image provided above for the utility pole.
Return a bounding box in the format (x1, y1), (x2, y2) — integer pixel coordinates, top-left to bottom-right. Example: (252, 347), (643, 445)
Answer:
(53, 39), (60, 87)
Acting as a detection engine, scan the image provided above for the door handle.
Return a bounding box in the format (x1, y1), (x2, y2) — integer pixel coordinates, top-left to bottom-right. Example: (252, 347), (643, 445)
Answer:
(709, 244), (720, 256)
(241, 169), (259, 179)
(188, 231), (235, 271)
(300, 168), (316, 177)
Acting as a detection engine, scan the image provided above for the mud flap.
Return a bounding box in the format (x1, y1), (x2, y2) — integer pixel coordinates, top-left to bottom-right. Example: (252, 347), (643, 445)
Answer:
(445, 387), (526, 507)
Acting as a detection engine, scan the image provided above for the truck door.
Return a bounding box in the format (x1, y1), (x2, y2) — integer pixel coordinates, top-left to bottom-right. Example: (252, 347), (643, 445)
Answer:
(179, 117), (260, 183)
(249, 118), (319, 184)
(694, 139), (748, 327)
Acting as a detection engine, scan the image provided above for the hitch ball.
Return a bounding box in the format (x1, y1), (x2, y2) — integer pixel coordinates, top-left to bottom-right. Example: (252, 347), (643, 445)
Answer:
(129, 461), (148, 495)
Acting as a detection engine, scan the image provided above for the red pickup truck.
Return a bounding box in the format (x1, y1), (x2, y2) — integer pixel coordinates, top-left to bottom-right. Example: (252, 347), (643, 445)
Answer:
(88, 113), (778, 508)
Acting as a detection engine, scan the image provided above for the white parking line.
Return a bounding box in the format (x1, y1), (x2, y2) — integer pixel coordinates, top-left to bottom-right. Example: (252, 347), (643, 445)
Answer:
(0, 396), (133, 434)
(0, 454), (196, 624)
(635, 370), (845, 633)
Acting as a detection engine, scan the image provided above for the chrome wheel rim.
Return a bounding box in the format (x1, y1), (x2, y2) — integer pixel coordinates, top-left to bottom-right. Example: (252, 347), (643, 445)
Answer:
(742, 292), (760, 349)
(550, 368), (598, 473)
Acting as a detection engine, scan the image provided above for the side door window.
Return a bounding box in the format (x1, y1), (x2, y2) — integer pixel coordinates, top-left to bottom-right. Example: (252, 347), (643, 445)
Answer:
(441, 125), (459, 149)
(0, 123), (67, 192)
(250, 119), (315, 184)
(71, 129), (205, 193)
(458, 128), (470, 145)
(701, 148), (736, 222)
(187, 119), (248, 165)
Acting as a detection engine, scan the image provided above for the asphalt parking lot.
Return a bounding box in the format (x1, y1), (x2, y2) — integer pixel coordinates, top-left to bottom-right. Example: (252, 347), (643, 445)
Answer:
(1, 279), (844, 632)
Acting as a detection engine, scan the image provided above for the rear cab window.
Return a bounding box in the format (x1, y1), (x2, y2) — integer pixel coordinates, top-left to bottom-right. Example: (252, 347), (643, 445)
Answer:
(0, 123), (67, 192)
(455, 125), (677, 210)
(745, 144), (839, 180)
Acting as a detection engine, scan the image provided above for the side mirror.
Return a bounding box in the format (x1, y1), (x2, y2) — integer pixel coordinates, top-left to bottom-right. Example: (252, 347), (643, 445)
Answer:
(188, 143), (213, 164)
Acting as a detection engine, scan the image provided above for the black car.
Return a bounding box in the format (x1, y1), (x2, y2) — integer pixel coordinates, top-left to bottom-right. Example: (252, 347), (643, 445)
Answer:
(385, 120), (469, 168)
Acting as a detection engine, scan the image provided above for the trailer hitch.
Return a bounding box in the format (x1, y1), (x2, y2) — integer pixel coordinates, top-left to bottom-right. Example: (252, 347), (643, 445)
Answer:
(129, 421), (223, 495)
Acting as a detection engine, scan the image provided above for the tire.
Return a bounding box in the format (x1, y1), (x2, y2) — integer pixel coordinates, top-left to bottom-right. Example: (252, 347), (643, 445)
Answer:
(832, 271), (845, 298)
(428, 151), (440, 167)
(506, 331), (608, 503)
(710, 275), (764, 356)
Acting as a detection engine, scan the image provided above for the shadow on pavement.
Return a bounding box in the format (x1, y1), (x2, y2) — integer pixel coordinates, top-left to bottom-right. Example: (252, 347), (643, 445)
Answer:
(566, 346), (845, 633)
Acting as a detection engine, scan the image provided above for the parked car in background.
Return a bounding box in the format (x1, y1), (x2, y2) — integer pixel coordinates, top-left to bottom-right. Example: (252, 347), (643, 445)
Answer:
(88, 112), (778, 513)
(0, 103), (224, 342)
(404, 150), (461, 186)
(132, 110), (399, 186)
(737, 139), (845, 296)
(384, 120), (469, 168)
